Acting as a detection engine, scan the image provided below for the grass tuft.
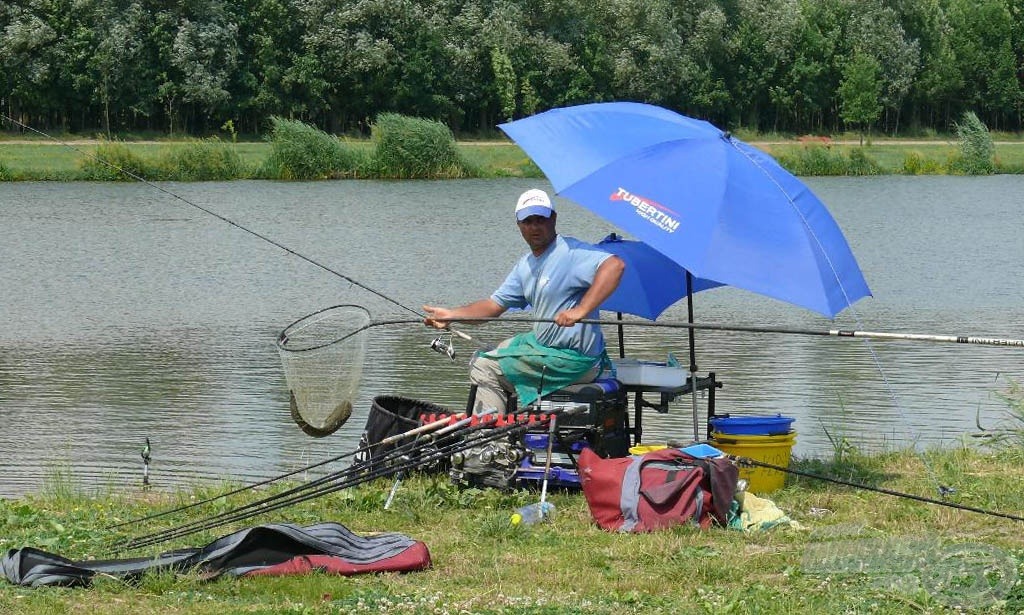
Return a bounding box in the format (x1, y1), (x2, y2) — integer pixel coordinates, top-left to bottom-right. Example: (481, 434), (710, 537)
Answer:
(369, 113), (469, 179)
(79, 142), (154, 181)
(155, 138), (248, 181)
(262, 117), (360, 180)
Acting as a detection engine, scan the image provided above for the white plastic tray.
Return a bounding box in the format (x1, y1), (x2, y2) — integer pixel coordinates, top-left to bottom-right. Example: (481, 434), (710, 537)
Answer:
(612, 359), (688, 387)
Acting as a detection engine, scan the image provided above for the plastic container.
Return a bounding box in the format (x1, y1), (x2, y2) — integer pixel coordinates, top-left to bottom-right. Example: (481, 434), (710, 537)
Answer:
(628, 444), (668, 455)
(511, 501), (556, 526)
(709, 413), (795, 436)
(612, 359), (688, 387)
(711, 431), (796, 494)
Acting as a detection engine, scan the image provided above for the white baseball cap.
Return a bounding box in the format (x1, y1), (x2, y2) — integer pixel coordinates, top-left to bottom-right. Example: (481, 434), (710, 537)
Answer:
(515, 188), (555, 221)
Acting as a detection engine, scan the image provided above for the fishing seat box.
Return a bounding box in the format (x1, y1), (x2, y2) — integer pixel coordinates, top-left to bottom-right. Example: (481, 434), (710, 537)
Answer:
(454, 378), (630, 492)
(532, 378), (630, 459)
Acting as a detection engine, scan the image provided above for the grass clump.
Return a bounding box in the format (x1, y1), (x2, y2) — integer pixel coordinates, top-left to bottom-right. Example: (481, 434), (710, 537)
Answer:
(846, 147), (883, 176)
(155, 138), (247, 181)
(262, 117), (358, 180)
(900, 150), (946, 175)
(777, 145), (884, 176)
(370, 113), (469, 179)
(79, 142), (154, 181)
(776, 145), (852, 176)
(950, 111), (995, 175)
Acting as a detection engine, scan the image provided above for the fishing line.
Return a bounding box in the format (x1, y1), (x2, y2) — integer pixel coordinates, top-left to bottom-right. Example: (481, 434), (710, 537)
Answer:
(734, 456), (1024, 523)
(731, 134), (978, 498)
(0, 113), (423, 320)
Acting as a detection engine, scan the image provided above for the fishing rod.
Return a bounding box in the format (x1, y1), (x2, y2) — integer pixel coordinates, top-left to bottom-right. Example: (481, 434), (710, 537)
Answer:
(108, 412), (461, 530)
(119, 408), (577, 551)
(132, 411), (555, 549)
(118, 411), (501, 550)
(355, 316), (1024, 351)
(732, 456), (1024, 523)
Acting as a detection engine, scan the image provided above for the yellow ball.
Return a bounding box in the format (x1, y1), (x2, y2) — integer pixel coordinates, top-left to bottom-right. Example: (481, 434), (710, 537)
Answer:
(510, 513), (522, 526)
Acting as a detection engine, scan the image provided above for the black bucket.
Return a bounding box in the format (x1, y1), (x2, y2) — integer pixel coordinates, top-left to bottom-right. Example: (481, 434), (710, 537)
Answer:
(355, 396), (452, 471)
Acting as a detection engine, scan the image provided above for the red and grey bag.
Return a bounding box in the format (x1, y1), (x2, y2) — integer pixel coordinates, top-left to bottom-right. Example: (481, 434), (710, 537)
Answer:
(578, 447), (738, 532)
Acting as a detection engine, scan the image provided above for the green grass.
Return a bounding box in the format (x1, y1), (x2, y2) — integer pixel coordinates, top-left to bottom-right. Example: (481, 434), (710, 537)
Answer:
(1, 446), (1022, 613)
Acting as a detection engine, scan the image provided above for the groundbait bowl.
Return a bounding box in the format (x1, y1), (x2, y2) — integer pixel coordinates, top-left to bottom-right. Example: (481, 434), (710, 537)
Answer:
(708, 413), (795, 436)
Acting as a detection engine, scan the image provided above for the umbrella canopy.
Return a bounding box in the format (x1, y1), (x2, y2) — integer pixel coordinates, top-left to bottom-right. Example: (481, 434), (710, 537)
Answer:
(596, 233), (722, 320)
(500, 102), (870, 318)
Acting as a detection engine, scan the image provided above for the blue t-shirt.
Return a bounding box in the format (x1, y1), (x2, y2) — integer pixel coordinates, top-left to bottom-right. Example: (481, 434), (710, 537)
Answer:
(491, 235), (612, 357)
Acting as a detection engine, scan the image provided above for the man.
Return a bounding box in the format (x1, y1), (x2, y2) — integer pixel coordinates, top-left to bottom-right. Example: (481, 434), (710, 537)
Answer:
(423, 188), (624, 413)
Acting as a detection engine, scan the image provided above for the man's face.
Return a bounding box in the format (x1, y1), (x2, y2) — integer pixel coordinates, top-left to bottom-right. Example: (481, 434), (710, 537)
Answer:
(517, 213), (557, 253)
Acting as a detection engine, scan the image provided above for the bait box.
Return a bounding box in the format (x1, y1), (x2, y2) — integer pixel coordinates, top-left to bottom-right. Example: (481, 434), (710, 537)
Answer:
(612, 359), (689, 388)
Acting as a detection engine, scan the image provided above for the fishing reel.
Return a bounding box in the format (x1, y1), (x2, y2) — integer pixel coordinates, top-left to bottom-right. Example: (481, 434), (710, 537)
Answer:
(429, 332), (457, 362)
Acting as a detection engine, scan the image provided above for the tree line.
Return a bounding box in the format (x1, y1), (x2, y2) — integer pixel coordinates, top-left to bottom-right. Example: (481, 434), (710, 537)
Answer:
(1, 0), (1022, 138)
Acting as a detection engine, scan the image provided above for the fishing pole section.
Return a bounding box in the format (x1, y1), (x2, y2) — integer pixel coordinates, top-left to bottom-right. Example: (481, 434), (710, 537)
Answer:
(729, 455), (1024, 523)
(112, 404), (591, 553)
(278, 304), (1024, 438)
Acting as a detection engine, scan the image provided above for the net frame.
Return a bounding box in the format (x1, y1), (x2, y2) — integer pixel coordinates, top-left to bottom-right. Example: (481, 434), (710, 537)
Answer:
(277, 304), (372, 437)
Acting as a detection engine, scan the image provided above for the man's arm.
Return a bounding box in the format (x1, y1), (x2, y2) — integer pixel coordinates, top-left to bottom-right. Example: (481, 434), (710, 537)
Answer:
(423, 299), (507, 329)
(554, 255), (625, 327)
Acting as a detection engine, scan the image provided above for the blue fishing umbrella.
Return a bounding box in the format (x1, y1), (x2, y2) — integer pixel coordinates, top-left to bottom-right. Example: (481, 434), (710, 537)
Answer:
(597, 233), (722, 320)
(500, 102), (871, 319)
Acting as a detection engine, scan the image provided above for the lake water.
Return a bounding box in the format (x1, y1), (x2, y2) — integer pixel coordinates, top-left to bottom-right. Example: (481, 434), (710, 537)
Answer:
(1, 176), (1022, 496)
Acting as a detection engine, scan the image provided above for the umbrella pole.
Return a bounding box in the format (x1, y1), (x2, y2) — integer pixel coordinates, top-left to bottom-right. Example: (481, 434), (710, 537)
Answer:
(686, 273), (700, 441)
(616, 312), (626, 358)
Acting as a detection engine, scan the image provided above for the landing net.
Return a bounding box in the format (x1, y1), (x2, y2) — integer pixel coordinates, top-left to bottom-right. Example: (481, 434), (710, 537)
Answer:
(276, 305), (371, 437)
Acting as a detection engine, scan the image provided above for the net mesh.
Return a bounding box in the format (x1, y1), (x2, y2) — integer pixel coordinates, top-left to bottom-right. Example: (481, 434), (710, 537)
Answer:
(276, 305), (371, 437)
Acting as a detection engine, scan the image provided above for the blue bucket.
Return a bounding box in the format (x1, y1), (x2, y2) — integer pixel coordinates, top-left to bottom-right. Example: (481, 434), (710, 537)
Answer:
(709, 414), (795, 436)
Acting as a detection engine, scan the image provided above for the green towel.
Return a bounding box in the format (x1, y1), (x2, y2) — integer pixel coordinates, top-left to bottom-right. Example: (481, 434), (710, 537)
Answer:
(483, 332), (603, 407)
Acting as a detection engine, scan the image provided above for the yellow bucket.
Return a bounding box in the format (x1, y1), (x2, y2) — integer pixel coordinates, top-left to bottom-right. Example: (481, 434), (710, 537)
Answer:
(711, 431), (796, 494)
(628, 444), (667, 455)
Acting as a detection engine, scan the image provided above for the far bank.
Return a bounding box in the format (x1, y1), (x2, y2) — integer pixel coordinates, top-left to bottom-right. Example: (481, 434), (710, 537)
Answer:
(2, 136), (1024, 182)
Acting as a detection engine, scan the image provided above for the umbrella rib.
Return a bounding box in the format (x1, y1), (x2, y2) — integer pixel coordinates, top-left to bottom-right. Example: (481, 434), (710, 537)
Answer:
(727, 138), (862, 315)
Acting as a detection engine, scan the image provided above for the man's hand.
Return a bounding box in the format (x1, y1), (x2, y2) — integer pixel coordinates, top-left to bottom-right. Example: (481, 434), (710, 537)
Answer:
(422, 305), (454, 329)
(423, 299), (507, 329)
(554, 307), (587, 327)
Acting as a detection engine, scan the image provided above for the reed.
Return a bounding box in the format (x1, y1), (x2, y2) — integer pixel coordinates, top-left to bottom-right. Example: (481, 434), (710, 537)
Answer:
(262, 117), (358, 180)
(369, 113), (469, 179)
(845, 147), (883, 176)
(900, 150), (947, 175)
(154, 138), (248, 181)
(79, 142), (154, 181)
(950, 111), (995, 175)
(775, 144), (853, 176)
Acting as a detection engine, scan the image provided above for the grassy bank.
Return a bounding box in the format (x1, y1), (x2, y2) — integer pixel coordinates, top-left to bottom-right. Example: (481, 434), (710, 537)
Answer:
(3, 136), (1024, 182)
(2, 446), (1023, 614)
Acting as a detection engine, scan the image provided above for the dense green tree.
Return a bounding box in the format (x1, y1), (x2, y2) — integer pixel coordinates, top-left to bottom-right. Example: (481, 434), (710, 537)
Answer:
(1, 0), (1022, 135)
(839, 52), (884, 144)
(944, 0), (1021, 130)
(847, 0), (919, 134)
(729, 0), (802, 131)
